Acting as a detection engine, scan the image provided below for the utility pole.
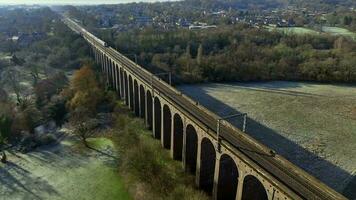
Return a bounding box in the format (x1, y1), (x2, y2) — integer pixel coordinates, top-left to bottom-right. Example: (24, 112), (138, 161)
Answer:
(216, 113), (247, 152)
(150, 72), (172, 97)
(122, 53), (138, 64)
(154, 72), (172, 85)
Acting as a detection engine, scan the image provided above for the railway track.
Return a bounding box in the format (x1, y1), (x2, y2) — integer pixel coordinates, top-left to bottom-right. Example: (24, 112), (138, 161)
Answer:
(63, 17), (346, 200)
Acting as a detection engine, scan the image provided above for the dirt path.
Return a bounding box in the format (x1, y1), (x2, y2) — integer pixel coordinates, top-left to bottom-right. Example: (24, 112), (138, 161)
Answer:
(0, 130), (131, 200)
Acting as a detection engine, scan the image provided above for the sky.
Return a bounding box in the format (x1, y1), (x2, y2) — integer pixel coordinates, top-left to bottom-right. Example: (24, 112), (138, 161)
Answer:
(0, 0), (175, 5)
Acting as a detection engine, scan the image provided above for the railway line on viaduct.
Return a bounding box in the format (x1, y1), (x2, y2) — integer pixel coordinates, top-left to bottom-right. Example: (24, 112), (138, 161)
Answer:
(63, 17), (347, 200)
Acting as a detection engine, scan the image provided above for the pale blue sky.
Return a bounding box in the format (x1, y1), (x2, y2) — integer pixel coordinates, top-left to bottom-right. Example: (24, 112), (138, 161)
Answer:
(0, 0), (175, 5)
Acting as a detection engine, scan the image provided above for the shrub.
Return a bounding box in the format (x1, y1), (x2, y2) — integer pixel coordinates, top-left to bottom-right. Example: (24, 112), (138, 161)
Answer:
(112, 103), (209, 200)
(45, 95), (67, 126)
(13, 98), (42, 134)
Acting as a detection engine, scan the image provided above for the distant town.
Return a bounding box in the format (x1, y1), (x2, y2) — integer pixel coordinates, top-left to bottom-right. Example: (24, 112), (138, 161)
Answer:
(1, 2), (356, 47)
(76, 4), (356, 33)
(0, 1), (356, 200)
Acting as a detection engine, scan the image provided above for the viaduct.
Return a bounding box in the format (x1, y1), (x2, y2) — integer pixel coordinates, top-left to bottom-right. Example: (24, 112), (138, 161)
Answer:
(63, 17), (347, 200)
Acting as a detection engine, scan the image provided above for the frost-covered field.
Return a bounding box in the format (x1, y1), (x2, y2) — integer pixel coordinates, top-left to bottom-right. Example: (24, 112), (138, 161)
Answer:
(266, 25), (356, 40)
(267, 26), (319, 35)
(179, 81), (356, 197)
(322, 26), (356, 39)
(0, 132), (131, 200)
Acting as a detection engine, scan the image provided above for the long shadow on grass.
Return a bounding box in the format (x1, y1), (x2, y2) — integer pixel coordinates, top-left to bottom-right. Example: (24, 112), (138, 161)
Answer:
(24, 142), (91, 169)
(87, 145), (119, 160)
(0, 161), (59, 199)
(179, 84), (354, 199)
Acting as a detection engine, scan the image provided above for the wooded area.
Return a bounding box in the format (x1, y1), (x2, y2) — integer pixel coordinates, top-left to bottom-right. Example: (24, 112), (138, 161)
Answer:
(108, 25), (356, 83)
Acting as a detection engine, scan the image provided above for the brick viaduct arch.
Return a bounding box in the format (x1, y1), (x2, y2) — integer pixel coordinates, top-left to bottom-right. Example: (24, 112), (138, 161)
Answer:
(200, 137), (216, 195)
(162, 105), (171, 149)
(242, 175), (268, 200)
(128, 75), (133, 110)
(153, 97), (161, 139)
(185, 124), (198, 174)
(92, 46), (318, 200)
(134, 80), (139, 116)
(120, 68), (124, 99)
(124, 71), (128, 106)
(217, 154), (239, 200)
(139, 85), (145, 119)
(172, 114), (183, 160)
(146, 90), (153, 130)
(78, 28), (346, 200)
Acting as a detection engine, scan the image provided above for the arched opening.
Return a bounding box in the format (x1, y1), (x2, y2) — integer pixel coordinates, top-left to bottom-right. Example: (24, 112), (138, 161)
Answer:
(111, 62), (115, 90)
(154, 97), (161, 139)
(134, 80), (139, 116)
(104, 56), (107, 73)
(107, 58), (112, 86)
(97, 50), (99, 62)
(111, 61), (115, 89)
(199, 138), (216, 195)
(185, 124), (198, 174)
(146, 91), (153, 130)
(95, 50), (99, 63)
(217, 154), (239, 200)
(101, 54), (104, 72)
(112, 64), (116, 91)
(120, 68), (124, 99)
(105, 57), (109, 83)
(111, 61), (115, 88)
(103, 54), (106, 73)
(139, 85), (145, 119)
(241, 175), (268, 200)
(173, 114), (183, 160)
(129, 75), (134, 110)
(115, 64), (120, 95)
(124, 72), (128, 106)
(162, 105), (171, 149)
(102, 53), (105, 62)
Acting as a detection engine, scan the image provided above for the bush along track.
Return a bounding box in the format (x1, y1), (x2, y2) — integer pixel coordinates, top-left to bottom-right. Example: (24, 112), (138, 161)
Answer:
(110, 101), (209, 200)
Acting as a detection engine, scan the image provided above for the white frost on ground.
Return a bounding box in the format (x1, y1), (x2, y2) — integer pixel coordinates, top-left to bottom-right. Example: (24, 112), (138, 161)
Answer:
(179, 81), (356, 196)
(0, 129), (128, 200)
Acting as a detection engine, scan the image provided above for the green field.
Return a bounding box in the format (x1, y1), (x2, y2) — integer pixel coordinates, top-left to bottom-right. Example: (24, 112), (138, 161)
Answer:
(179, 81), (356, 196)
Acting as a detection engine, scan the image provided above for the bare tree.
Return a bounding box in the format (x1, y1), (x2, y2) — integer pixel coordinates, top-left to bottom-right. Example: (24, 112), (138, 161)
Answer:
(1, 68), (23, 105)
(69, 107), (99, 147)
(0, 92), (12, 164)
(29, 63), (41, 86)
(197, 43), (203, 66)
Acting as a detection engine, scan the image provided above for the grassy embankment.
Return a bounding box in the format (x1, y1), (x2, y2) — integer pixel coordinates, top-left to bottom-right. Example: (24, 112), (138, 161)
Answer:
(105, 101), (208, 200)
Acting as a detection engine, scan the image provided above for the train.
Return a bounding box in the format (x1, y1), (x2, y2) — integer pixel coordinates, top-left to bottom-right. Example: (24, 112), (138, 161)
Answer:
(64, 17), (108, 47)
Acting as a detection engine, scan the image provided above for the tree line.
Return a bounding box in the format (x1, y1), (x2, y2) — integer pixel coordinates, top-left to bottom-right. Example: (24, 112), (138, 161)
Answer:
(106, 24), (356, 83)
(0, 8), (91, 152)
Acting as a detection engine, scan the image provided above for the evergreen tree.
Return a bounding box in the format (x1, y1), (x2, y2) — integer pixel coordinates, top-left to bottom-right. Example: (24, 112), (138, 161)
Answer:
(197, 44), (203, 66)
(185, 44), (191, 73)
